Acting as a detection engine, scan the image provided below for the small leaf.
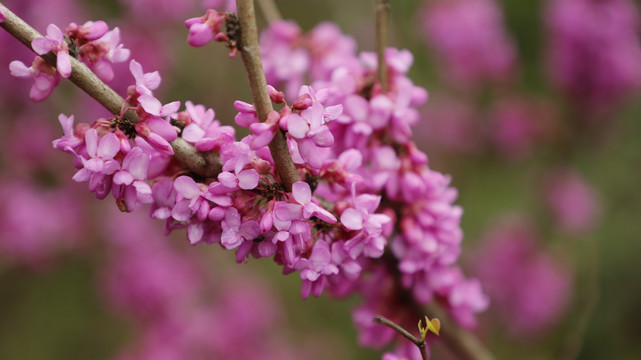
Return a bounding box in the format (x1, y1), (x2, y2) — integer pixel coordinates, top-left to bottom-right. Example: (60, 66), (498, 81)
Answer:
(418, 318), (428, 341)
(427, 317), (441, 336)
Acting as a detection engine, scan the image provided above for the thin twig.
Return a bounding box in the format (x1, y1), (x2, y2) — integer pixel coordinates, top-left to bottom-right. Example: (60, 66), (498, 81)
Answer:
(236, 0), (299, 191)
(0, 3), (220, 178)
(374, 315), (429, 360)
(561, 240), (600, 360)
(257, 0), (282, 23)
(425, 303), (495, 360)
(375, 0), (390, 92)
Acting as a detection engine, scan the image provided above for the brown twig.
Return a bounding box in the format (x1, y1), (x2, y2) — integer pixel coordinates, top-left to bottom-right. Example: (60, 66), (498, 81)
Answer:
(374, 315), (429, 360)
(0, 3), (220, 178)
(425, 303), (495, 360)
(236, 0), (299, 191)
(257, 0), (282, 23)
(375, 0), (390, 92)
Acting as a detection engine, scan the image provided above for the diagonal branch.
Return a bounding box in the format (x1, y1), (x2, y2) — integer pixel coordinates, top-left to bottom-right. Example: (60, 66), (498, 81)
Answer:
(0, 3), (221, 178)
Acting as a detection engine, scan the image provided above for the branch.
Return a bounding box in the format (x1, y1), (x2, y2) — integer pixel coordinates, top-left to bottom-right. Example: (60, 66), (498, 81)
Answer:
(0, 3), (220, 178)
(374, 315), (429, 360)
(257, 0), (282, 23)
(236, 0), (299, 191)
(375, 0), (390, 92)
(424, 303), (495, 360)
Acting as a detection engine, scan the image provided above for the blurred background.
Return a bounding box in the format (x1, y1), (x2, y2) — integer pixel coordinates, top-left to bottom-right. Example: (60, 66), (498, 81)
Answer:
(1, 0), (640, 359)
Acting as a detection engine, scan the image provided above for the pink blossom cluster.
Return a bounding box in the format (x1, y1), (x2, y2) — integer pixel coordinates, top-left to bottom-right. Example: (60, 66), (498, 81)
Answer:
(255, 19), (488, 356)
(102, 211), (313, 360)
(9, 11), (488, 359)
(474, 218), (572, 337)
(0, 179), (84, 268)
(420, 0), (517, 88)
(9, 20), (129, 101)
(544, 168), (601, 235)
(419, 95), (556, 159)
(545, 0), (641, 114)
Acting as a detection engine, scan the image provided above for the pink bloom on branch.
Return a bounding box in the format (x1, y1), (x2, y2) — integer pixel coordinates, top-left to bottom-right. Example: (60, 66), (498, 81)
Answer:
(0, 8), (6, 22)
(32, 24), (72, 78)
(9, 57), (61, 102)
(294, 240), (339, 299)
(72, 129), (121, 199)
(544, 169), (600, 235)
(52, 113), (83, 153)
(112, 147), (153, 212)
(421, 0), (517, 88)
(184, 9), (228, 48)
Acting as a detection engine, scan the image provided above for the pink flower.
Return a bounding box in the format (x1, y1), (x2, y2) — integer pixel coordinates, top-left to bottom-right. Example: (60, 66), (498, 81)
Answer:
(9, 57), (61, 101)
(112, 147), (153, 212)
(184, 9), (228, 47)
(294, 240), (339, 298)
(72, 129), (121, 199)
(32, 24), (72, 78)
(52, 113), (83, 153)
(0, 7), (6, 22)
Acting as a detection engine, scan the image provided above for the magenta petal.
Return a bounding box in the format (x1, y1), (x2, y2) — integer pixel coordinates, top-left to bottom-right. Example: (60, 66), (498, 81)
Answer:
(341, 208), (363, 230)
(113, 170), (134, 185)
(129, 59), (143, 80)
(85, 129), (98, 157)
(138, 95), (162, 116)
(249, 129), (276, 150)
(46, 24), (64, 42)
(195, 138), (216, 151)
(126, 153), (149, 180)
(182, 123), (205, 142)
(146, 133), (174, 155)
(31, 38), (54, 55)
(174, 175), (201, 199)
(58, 113), (74, 135)
(235, 112), (258, 127)
(171, 200), (192, 221)
(274, 202), (303, 221)
(57, 52), (72, 78)
(292, 181), (311, 205)
(188, 23), (214, 47)
(286, 114), (309, 138)
(297, 138), (322, 169)
(159, 101), (181, 117)
(217, 172), (238, 188)
(149, 117), (178, 141)
(239, 220), (261, 240)
(142, 71), (161, 91)
(237, 169), (259, 190)
(310, 126), (334, 147)
(187, 222), (204, 245)
(233, 100), (255, 113)
(97, 133), (120, 159)
(324, 104), (343, 121)
(9, 61), (33, 78)
(85, 21), (108, 40)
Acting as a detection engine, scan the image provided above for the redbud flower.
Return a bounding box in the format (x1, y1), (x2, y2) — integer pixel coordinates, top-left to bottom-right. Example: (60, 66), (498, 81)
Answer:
(32, 24), (72, 78)
(72, 129), (121, 199)
(184, 9), (228, 47)
(9, 57), (61, 102)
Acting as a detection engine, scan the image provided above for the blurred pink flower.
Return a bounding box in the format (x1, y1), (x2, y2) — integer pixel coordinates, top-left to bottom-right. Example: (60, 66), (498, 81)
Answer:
(474, 218), (572, 337)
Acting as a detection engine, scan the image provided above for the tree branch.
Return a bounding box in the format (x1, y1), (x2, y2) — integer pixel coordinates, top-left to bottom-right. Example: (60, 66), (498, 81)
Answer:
(375, 0), (390, 92)
(0, 3), (220, 178)
(257, 0), (282, 23)
(236, 0), (299, 191)
(374, 315), (429, 360)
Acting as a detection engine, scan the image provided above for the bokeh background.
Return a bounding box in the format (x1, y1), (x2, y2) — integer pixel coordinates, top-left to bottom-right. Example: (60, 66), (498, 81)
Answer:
(1, 0), (640, 359)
